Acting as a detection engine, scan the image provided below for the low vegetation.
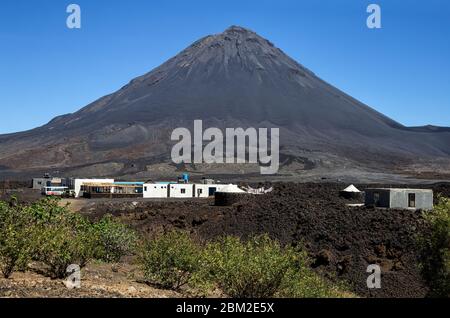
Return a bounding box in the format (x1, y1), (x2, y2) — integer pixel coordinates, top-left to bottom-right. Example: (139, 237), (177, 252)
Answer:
(200, 235), (294, 297)
(0, 198), (137, 279)
(139, 231), (347, 297)
(0, 199), (33, 278)
(139, 231), (202, 290)
(418, 196), (450, 297)
(1, 198), (349, 297)
(92, 214), (137, 263)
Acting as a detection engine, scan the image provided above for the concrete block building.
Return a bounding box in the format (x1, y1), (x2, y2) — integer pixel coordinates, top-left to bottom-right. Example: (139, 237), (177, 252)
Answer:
(169, 183), (194, 198)
(365, 188), (433, 210)
(143, 182), (235, 199)
(32, 177), (68, 190)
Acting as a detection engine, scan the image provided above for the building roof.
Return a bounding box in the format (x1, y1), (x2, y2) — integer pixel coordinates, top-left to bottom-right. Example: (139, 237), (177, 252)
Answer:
(82, 182), (140, 188)
(366, 188), (433, 192)
(217, 184), (246, 193)
(341, 184), (361, 193)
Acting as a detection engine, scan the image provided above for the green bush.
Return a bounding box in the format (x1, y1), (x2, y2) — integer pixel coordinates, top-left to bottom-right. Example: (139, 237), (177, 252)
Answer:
(0, 202), (33, 278)
(138, 232), (347, 297)
(26, 199), (97, 278)
(25, 197), (69, 223)
(200, 235), (291, 297)
(279, 261), (347, 298)
(0, 198), (139, 279)
(419, 196), (450, 297)
(32, 224), (89, 279)
(139, 231), (202, 290)
(200, 235), (342, 298)
(92, 214), (137, 263)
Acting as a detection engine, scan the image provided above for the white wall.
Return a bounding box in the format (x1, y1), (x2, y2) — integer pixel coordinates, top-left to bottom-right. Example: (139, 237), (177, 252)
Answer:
(73, 179), (115, 198)
(143, 183), (237, 199)
(194, 184), (211, 198)
(169, 184), (194, 198)
(194, 184), (228, 197)
(143, 184), (169, 198)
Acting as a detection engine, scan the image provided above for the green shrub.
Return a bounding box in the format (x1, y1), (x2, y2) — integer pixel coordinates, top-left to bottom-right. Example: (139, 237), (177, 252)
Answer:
(419, 196), (450, 297)
(201, 235), (345, 298)
(279, 262), (347, 298)
(92, 214), (137, 263)
(25, 197), (69, 223)
(139, 231), (202, 290)
(1, 198), (139, 279)
(27, 199), (97, 278)
(32, 224), (88, 279)
(0, 202), (33, 278)
(200, 235), (294, 298)
(138, 232), (348, 297)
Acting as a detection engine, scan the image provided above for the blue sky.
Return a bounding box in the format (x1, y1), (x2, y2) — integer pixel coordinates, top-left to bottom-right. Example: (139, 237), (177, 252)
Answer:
(0, 0), (449, 134)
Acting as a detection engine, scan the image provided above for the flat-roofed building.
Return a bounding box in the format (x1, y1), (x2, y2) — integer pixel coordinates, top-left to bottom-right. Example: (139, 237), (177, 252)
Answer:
(143, 182), (237, 199)
(365, 188), (433, 210)
(143, 183), (171, 198)
(70, 178), (115, 198)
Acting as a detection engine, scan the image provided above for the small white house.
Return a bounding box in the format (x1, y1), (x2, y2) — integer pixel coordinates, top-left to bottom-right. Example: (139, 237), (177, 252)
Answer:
(170, 184), (194, 198)
(143, 182), (240, 199)
(194, 184), (228, 198)
(143, 183), (191, 198)
(143, 183), (170, 198)
(72, 178), (115, 198)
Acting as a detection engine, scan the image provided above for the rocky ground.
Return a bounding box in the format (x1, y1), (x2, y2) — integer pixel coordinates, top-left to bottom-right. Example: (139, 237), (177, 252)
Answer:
(0, 261), (179, 298)
(1, 182), (449, 298)
(75, 182), (450, 298)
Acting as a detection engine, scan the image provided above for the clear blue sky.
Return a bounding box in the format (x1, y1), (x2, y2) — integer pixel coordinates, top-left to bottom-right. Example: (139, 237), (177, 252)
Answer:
(0, 0), (449, 133)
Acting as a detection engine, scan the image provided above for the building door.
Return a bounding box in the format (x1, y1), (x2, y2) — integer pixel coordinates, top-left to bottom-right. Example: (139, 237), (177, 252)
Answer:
(373, 192), (380, 207)
(209, 187), (217, 197)
(408, 193), (416, 208)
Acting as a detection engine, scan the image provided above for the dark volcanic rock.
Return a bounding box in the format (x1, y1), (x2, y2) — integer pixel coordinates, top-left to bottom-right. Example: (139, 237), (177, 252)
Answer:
(77, 182), (450, 298)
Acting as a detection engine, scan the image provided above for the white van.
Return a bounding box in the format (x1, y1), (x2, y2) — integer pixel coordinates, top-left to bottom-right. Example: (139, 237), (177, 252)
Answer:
(42, 186), (68, 196)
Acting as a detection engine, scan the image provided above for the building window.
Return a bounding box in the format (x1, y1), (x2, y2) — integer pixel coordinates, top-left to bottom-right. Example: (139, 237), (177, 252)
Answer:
(181, 188), (186, 194)
(408, 193), (416, 208)
(144, 186), (147, 191)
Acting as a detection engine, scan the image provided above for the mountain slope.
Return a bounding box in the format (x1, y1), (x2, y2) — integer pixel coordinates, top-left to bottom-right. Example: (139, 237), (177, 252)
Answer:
(0, 26), (449, 180)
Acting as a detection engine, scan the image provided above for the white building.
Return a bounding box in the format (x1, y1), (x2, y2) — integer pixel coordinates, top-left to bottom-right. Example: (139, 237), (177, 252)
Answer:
(169, 183), (194, 198)
(143, 183), (170, 198)
(195, 184), (218, 198)
(71, 178), (115, 198)
(143, 182), (240, 199)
